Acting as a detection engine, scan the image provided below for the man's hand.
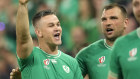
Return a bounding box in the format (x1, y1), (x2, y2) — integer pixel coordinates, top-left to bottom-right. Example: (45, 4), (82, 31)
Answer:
(10, 68), (21, 79)
(19, 0), (29, 5)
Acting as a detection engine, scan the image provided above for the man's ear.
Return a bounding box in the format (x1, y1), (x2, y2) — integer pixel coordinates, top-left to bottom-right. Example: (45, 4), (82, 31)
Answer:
(35, 28), (43, 38)
(124, 18), (129, 29)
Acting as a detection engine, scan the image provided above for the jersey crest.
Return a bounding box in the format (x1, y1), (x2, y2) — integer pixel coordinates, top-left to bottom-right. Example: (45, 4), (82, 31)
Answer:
(129, 48), (137, 57)
(99, 56), (105, 63)
(128, 48), (137, 61)
(63, 65), (70, 73)
(43, 59), (50, 66)
(97, 56), (106, 67)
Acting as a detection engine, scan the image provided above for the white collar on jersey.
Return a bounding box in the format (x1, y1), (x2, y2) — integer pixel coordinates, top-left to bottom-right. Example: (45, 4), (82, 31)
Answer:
(137, 27), (140, 39)
(104, 39), (112, 50)
(36, 47), (61, 58)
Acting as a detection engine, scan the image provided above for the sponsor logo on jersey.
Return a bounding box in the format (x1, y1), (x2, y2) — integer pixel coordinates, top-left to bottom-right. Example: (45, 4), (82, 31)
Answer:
(97, 56), (106, 67)
(51, 59), (57, 64)
(63, 65), (70, 73)
(128, 48), (137, 61)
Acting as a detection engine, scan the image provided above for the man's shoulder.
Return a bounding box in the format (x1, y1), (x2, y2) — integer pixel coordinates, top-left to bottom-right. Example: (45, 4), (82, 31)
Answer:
(75, 39), (104, 58)
(60, 50), (75, 60)
(60, 51), (78, 65)
(116, 29), (137, 44)
(31, 47), (43, 55)
(79, 39), (104, 53)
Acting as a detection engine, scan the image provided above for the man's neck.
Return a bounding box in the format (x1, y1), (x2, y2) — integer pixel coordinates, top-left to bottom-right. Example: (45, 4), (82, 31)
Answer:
(106, 39), (114, 47)
(39, 43), (58, 55)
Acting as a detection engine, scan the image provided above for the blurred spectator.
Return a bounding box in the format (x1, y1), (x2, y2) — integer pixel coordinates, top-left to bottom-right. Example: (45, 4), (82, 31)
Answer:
(91, 0), (109, 19)
(58, 0), (79, 20)
(5, 4), (17, 54)
(57, 0), (79, 50)
(0, 47), (17, 79)
(124, 1), (139, 34)
(0, 22), (7, 49)
(0, 0), (140, 78)
(109, 0), (130, 5)
(76, 0), (102, 44)
(0, 0), (10, 23)
(70, 26), (89, 57)
(125, 14), (139, 34)
(0, 57), (9, 79)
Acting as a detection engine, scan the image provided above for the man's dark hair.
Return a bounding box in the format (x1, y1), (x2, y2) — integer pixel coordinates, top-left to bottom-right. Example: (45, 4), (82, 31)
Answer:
(32, 10), (55, 28)
(102, 3), (127, 18)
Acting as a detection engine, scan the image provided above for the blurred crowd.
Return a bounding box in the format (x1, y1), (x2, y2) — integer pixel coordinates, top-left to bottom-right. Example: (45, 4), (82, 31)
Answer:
(0, 0), (139, 79)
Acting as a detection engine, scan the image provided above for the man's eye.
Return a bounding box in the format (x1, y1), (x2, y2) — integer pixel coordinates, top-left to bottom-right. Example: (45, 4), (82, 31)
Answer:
(101, 18), (106, 22)
(57, 23), (60, 26)
(111, 17), (118, 20)
(48, 24), (54, 27)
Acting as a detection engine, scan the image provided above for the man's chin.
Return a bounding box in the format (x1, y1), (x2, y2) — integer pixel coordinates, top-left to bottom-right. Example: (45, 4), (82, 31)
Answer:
(56, 41), (62, 46)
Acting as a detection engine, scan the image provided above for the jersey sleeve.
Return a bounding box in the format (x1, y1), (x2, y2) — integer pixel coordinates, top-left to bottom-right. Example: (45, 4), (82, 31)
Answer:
(17, 47), (35, 71)
(75, 49), (88, 77)
(109, 40), (122, 78)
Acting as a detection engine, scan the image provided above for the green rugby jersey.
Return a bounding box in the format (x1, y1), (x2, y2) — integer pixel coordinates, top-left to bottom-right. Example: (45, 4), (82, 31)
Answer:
(17, 47), (83, 79)
(76, 39), (112, 79)
(110, 27), (140, 79)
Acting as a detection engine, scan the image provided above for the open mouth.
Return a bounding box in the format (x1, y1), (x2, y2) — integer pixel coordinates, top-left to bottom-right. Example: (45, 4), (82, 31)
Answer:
(54, 33), (60, 39)
(106, 28), (113, 34)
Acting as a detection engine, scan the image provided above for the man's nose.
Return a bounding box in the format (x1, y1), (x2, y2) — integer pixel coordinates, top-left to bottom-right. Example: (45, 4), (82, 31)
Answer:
(105, 19), (112, 27)
(54, 25), (59, 32)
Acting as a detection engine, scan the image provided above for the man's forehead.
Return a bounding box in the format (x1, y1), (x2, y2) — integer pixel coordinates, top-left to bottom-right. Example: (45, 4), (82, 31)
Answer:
(41, 15), (57, 20)
(41, 15), (59, 23)
(101, 7), (121, 17)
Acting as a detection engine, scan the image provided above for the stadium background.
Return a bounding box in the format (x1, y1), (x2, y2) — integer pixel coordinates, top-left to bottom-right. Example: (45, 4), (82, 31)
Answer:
(0, 0), (139, 78)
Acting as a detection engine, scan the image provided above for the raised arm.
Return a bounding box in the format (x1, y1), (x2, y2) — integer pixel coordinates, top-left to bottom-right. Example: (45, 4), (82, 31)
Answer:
(16, 0), (33, 59)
